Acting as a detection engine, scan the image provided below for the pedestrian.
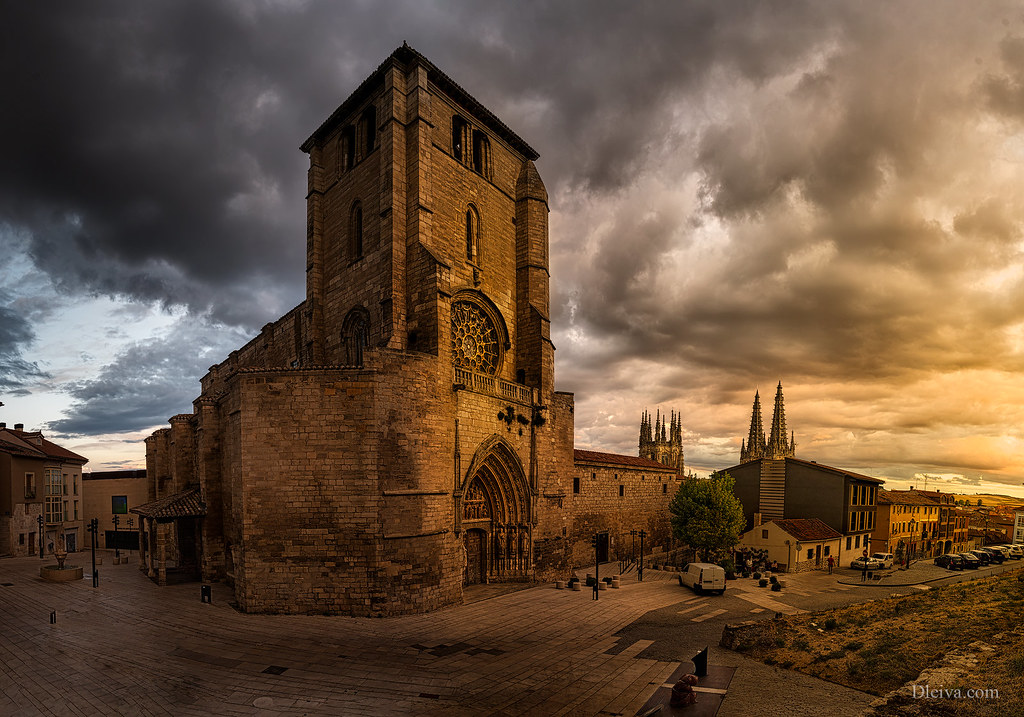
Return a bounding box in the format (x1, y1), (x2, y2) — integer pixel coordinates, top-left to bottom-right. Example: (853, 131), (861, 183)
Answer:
(593, 579), (599, 600)
(827, 554), (834, 574)
(861, 566), (867, 582)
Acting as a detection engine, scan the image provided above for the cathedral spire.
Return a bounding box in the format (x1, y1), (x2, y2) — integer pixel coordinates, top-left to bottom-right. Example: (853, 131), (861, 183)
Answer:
(741, 390), (766, 462)
(766, 381), (795, 459)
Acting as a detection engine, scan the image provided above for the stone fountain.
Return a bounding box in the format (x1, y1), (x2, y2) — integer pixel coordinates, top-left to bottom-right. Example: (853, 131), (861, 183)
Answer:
(40, 537), (83, 582)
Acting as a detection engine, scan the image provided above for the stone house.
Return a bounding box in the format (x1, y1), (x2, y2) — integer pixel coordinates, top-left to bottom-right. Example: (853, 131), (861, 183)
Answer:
(0, 422), (87, 556)
(736, 518), (841, 573)
(142, 45), (675, 616)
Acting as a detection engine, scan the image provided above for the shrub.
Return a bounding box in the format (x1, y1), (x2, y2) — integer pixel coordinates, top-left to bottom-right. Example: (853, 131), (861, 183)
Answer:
(771, 582), (781, 592)
(759, 578), (769, 587)
(823, 618), (839, 631)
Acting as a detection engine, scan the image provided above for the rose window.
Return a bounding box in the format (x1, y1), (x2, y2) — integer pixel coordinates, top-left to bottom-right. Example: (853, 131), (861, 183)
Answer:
(452, 301), (500, 374)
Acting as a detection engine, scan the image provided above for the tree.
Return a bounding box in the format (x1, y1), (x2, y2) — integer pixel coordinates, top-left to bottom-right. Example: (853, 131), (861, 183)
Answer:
(669, 471), (746, 562)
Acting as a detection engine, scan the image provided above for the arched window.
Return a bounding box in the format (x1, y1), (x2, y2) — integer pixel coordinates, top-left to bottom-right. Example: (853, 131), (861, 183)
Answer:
(452, 116), (468, 163)
(465, 205), (479, 263)
(350, 202), (363, 259)
(360, 105), (376, 157)
(472, 130), (490, 177)
(341, 125), (356, 172)
(341, 306), (370, 367)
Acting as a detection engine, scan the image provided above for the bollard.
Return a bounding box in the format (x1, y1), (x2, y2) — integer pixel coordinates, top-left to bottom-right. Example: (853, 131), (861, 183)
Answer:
(49, 611), (56, 624)
(201, 584), (212, 603)
(692, 646), (709, 677)
(571, 582), (581, 591)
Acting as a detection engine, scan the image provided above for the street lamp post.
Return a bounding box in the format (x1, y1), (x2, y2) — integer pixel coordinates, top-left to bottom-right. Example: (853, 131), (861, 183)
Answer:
(630, 529), (637, 566)
(638, 530), (646, 582)
(37, 515), (43, 559)
(112, 514), (121, 561)
(126, 517), (134, 558)
(87, 518), (98, 587)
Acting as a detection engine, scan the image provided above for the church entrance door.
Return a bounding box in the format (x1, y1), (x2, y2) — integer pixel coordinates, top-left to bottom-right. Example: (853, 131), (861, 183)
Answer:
(461, 439), (531, 584)
(464, 529), (486, 585)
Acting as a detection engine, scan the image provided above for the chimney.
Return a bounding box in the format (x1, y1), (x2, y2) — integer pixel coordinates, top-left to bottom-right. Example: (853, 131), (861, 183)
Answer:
(14, 423), (23, 430)
(753, 512), (763, 528)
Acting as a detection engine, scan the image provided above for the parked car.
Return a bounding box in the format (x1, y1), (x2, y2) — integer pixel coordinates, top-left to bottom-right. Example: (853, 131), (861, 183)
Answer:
(958, 552), (981, 569)
(977, 547), (1005, 563)
(934, 554), (965, 570)
(991, 545), (1017, 559)
(998, 544), (1023, 558)
(871, 552), (895, 568)
(850, 556), (884, 571)
(679, 563), (726, 595)
(966, 550), (991, 566)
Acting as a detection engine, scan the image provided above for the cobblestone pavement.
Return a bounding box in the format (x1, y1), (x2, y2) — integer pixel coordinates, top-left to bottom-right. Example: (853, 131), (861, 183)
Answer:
(0, 553), (883, 716)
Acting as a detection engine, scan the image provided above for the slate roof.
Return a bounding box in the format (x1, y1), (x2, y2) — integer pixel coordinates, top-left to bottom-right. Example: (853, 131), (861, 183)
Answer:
(131, 488), (207, 519)
(300, 43), (539, 159)
(573, 449), (677, 471)
(773, 518), (842, 542)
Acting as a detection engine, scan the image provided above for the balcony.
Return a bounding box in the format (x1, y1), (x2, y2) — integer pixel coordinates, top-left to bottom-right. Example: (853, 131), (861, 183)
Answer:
(454, 368), (533, 405)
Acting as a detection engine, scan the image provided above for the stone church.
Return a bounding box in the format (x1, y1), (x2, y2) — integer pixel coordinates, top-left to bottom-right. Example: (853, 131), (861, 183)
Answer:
(138, 45), (678, 616)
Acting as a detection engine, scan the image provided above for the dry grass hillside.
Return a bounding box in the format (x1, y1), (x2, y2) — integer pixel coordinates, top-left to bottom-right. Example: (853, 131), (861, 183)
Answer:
(727, 568), (1024, 715)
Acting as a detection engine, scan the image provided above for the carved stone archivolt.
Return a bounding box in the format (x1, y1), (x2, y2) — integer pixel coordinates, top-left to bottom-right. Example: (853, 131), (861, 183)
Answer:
(460, 439), (531, 582)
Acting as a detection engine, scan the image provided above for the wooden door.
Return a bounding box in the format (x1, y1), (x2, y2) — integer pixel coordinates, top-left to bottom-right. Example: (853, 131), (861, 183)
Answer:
(465, 529), (486, 584)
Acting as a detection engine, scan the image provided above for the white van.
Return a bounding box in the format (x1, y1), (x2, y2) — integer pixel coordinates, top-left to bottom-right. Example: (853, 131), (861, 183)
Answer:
(678, 563), (726, 595)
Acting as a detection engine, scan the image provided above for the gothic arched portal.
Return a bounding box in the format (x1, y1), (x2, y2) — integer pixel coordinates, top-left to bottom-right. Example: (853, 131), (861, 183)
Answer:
(461, 438), (531, 584)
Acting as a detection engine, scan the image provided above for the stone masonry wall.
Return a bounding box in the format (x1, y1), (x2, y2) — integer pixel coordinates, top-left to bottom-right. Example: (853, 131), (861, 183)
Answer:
(570, 461), (678, 567)
(230, 348), (463, 616)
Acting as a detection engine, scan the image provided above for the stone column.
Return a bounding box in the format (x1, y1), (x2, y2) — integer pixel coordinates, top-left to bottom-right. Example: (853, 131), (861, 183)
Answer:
(157, 522), (167, 585)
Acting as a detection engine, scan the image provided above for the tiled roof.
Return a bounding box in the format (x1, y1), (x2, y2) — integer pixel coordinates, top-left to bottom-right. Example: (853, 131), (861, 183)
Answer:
(573, 449), (676, 471)
(773, 518), (842, 542)
(131, 488), (206, 519)
(0, 428), (87, 464)
(0, 436), (46, 459)
(878, 489), (943, 506)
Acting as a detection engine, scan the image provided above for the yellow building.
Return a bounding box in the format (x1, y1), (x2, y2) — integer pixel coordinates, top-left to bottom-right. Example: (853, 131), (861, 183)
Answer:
(874, 488), (968, 561)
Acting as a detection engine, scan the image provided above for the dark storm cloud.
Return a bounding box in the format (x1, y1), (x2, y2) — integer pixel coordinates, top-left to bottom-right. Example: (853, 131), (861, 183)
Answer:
(48, 317), (248, 436)
(0, 304), (50, 394)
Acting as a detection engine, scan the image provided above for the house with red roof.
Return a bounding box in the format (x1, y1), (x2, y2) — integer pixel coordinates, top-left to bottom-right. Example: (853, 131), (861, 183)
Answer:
(0, 422), (88, 557)
(736, 517), (842, 573)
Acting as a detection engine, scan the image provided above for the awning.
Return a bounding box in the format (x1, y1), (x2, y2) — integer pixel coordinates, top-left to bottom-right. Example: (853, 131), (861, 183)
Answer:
(131, 487), (207, 519)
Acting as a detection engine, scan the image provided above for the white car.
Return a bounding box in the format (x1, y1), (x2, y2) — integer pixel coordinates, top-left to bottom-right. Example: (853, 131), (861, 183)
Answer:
(850, 556), (884, 570)
(994, 545), (1022, 559)
(871, 552), (895, 568)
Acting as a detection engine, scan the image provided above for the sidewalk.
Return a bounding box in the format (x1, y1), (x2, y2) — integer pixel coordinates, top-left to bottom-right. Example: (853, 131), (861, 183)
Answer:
(835, 559), (1018, 587)
(0, 552), (873, 716)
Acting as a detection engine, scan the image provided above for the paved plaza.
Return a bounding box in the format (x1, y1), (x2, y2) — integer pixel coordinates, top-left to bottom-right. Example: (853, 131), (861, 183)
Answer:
(0, 553), (880, 716)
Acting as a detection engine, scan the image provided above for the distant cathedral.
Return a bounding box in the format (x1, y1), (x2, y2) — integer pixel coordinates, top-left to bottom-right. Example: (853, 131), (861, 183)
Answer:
(740, 382), (796, 462)
(639, 409), (685, 474)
